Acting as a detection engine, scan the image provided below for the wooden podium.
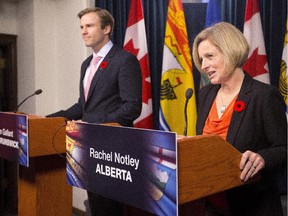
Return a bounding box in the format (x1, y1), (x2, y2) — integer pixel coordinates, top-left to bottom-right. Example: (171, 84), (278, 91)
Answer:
(18, 116), (72, 216)
(177, 134), (243, 203)
(125, 134), (244, 216)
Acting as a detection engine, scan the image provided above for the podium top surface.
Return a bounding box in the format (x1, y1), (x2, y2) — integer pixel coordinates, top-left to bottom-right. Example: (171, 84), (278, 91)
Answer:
(177, 134), (244, 204)
(28, 117), (66, 157)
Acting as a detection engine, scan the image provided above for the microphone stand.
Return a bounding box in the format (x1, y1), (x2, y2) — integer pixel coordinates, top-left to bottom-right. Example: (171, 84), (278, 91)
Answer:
(14, 89), (43, 112)
(183, 88), (193, 136)
(184, 99), (189, 136)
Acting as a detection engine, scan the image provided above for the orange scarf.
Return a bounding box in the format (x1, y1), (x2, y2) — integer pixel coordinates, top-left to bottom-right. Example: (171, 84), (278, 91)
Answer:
(203, 96), (237, 140)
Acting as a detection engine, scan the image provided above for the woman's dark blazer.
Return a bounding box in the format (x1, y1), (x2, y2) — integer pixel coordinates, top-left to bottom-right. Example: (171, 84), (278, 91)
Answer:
(48, 45), (142, 127)
(196, 73), (287, 216)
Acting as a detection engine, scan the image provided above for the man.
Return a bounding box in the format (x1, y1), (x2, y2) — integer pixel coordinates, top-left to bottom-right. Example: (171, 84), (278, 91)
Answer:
(48, 7), (142, 216)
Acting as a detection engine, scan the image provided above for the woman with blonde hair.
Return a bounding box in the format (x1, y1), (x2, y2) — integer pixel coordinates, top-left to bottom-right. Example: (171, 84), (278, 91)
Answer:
(193, 22), (286, 216)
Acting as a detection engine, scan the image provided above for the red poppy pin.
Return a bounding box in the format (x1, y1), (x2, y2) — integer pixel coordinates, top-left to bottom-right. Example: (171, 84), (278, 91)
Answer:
(234, 100), (246, 112)
(100, 61), (108, 69)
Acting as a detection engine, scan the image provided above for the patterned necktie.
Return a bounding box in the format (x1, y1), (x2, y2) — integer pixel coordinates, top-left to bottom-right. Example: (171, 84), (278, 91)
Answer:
(85, 55), (102, 100)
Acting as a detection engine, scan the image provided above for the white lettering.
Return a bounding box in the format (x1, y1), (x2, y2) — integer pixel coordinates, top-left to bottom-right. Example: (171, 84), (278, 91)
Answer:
(95, 164), (132, 182)
(2, 129), (14, 137)
(114, 153), (140, 170)
(0, 137), (19, 148)
(90, 148), (112, 161)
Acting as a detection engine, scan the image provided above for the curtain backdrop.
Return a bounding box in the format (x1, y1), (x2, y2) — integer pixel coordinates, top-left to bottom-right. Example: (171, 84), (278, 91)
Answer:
(95, 0), (287, 129)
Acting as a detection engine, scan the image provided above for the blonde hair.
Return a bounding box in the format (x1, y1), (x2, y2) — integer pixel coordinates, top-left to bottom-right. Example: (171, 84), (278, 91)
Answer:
(192, 22), (249, 73)
(77, 7), (114, 39)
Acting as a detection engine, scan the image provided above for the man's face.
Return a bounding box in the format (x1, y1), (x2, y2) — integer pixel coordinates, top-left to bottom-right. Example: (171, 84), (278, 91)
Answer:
(80, 12), (110, 52)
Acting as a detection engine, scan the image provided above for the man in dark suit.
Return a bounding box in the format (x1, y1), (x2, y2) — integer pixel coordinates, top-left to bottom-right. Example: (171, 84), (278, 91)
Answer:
(48, 7), (142, 216)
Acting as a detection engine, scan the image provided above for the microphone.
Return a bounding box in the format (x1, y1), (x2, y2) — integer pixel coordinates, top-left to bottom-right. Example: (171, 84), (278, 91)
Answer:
(15, 89), (43, 112)
(183, 88), (193, 136)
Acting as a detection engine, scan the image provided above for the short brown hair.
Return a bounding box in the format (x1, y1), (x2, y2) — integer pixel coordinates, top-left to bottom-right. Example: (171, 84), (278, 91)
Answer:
(77, 7), (114, 38)
(192, 22), (249, 73)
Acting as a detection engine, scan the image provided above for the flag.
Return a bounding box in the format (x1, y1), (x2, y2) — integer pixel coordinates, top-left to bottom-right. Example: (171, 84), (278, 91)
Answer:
(159, 0), (197, 136)
(205, 0), (221, 27)
(279, 19), (288, 114)
(243, 0), (270, 84)
(123, 0), (154, 129)
(144, 127), (177, 215)
(200, 0), (222, 87)
(146, 159), (177, 216)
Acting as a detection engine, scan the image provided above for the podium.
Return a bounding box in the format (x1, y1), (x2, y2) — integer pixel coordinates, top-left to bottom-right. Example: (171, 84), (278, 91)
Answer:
(65, 122), (245, 216)
(177, 134), (243, 204)
(125, 134), (244, 216)
(18, 116), (72, 216)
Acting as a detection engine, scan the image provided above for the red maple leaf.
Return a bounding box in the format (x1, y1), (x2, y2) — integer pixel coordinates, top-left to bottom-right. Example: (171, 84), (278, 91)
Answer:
(124, 39), (152, 104)
(123, 39), (140, 57)
(139, 55), (152, 104)
(243, 48), (268, 77)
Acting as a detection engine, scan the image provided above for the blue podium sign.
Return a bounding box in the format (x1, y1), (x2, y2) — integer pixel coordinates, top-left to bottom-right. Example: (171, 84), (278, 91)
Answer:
(66, 121), (178, 216)
(0, 112), (29, 166)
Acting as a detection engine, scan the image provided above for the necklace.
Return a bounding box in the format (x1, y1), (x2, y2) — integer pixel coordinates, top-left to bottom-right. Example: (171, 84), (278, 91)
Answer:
(220, 105), (226, 113)
(220, 92), (227, 113)
(218, 82), (242, 114)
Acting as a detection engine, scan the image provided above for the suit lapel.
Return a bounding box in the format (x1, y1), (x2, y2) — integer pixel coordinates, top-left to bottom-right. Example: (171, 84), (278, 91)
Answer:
(80, 56), (92, 104)
(198, 85), (219, 133)
(226, 74), (253, 145)
(81, 56), (92, 81)
(86, 46), (117, 101)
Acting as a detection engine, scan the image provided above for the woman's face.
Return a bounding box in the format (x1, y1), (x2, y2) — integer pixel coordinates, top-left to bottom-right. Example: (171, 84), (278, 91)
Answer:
(197, 39), (230, 84)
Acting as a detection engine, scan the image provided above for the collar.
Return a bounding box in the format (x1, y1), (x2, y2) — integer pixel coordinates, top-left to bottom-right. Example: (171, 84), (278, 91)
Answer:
(93, 40), (113, 59)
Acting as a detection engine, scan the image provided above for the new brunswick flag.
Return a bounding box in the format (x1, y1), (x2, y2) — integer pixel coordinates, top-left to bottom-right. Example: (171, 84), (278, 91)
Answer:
(159, 0), (197, 136)
(279, 19), (288, 114)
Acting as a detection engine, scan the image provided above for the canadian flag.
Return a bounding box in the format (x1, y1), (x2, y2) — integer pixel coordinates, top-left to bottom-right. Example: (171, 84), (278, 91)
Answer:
(123, 0), (154, 129)
(243, 0), (270, 84)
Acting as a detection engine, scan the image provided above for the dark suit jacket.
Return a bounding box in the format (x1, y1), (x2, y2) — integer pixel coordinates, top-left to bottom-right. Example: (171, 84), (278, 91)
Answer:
(197, 73), (287, 216)
(48, 45), (142, 127)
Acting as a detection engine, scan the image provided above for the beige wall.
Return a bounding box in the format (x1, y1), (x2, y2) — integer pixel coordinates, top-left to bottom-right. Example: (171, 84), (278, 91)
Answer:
(0, 0), (95, 212)
(0, 0), (92, 115)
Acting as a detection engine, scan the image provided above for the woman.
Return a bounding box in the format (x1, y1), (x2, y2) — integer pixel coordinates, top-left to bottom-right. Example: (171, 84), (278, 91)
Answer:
(192, 22), (286, 216)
